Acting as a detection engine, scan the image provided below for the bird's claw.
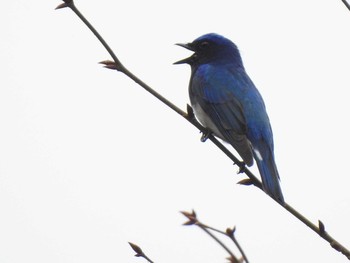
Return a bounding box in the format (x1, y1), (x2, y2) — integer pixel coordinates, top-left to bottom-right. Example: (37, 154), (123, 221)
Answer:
(200, 130), (211, 142)
(236, 161), (246, 174)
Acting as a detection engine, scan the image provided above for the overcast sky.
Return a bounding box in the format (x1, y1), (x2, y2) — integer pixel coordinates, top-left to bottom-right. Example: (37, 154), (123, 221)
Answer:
(1, 1), (350, 262)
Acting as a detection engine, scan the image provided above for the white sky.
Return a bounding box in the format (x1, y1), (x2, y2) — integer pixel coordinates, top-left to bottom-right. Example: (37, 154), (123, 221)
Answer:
(1, 1), (350, 262)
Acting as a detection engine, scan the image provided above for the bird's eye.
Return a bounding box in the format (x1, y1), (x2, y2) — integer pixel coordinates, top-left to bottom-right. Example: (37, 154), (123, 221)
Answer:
(199, 41), (209, 49)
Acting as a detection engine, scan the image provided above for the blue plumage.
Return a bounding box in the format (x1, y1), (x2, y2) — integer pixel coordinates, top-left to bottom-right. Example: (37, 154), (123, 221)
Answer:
(175, 33), (284, 204)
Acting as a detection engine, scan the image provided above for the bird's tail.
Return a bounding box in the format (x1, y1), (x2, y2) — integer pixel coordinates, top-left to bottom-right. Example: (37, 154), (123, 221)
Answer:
(253, 149), (284, 205)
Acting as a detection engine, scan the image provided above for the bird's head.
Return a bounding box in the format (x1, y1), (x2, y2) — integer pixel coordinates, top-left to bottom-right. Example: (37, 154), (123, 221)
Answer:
(174, 33), (243, 68)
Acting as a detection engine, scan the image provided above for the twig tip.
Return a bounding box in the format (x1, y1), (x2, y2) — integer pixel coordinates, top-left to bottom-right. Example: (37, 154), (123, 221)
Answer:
(226, 226), (236, 237)
(55, 3), (68, 9)
(55, 0), (74, 9)
(237, 178), (254, 186)
(99, 60), (118, 70)
(180, 210), (197, 225)
(128, 242), (143, 257)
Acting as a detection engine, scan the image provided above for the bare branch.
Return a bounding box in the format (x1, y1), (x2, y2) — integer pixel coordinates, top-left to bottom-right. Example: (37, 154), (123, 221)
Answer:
(341, 0), (350, 12)
(181, 210), (244, 262)
(55, 1), (350, 260)
(226, 227), (249, 263)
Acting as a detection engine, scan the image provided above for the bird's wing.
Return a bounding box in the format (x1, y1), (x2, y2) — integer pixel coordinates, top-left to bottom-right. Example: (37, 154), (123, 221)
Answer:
(191, 69), (254, 166)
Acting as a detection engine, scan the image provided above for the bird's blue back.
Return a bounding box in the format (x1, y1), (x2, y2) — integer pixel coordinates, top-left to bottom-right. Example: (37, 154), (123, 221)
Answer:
(192, 63), (272, 141)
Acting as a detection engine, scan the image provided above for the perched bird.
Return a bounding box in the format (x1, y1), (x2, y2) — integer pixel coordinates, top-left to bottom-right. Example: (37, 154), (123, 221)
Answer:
(175, 33), (284, 204)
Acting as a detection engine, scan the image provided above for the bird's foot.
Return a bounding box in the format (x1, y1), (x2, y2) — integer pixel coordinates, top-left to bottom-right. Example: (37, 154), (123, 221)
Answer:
(236, 161), (246, 174)
(200, 130), (211, 142)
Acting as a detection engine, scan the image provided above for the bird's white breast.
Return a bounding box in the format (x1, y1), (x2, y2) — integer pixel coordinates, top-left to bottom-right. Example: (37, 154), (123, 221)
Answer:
(192, 102), (226, 140)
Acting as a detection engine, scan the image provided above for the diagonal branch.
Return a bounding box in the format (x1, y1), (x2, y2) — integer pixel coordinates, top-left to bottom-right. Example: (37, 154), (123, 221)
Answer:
(55, 1), (350, 260)
(341, 0), (350, 12)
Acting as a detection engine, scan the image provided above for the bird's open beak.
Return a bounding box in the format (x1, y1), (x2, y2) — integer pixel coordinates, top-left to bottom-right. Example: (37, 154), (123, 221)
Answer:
(174, 42), (195, 65)
(175, 43), (194, 51)
(173, 56), (193, 65)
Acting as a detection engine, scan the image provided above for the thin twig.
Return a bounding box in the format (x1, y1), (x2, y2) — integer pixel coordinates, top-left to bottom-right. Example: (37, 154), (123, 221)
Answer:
(196, 221), (249, 263)
(199, 225), (240, 262)
(192, 221), (250, 263)
(341, 0), (350, 12)
(226, 227), (249, 263)
(181, 210), (243, 262)
(56, 1), (350, 260)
